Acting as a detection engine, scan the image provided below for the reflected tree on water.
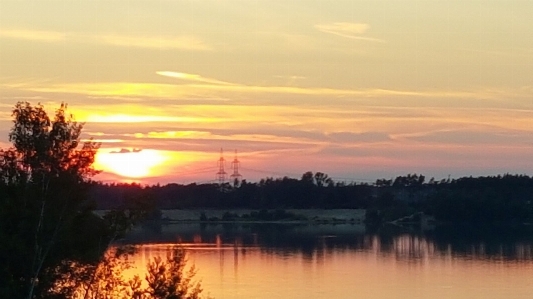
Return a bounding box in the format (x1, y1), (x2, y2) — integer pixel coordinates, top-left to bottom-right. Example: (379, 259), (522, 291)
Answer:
(51, 246), (209, 299)
(140, 246), (206, 299)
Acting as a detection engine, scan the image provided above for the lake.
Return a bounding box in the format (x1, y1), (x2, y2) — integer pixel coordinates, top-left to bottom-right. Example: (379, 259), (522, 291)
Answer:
(123, 223), (533, 299)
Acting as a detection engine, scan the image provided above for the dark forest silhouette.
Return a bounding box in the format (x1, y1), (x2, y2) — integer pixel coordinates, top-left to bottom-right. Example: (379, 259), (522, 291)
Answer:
(90, 172), (533, 225)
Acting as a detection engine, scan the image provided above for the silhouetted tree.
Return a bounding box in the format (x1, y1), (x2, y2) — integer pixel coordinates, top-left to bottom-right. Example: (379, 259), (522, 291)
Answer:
(0, 102), (102, 298)
(314, 172), (332, 187)
(143, 247), (205, 299)
(48, 245), (210, 299)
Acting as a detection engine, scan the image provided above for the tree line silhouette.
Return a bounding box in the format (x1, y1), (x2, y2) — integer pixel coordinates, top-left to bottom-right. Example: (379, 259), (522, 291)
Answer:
(91, 172), (533, 224)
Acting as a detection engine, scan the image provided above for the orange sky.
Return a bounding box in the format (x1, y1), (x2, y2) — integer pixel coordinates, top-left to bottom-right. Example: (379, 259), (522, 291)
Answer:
(1, 1), (533, 184)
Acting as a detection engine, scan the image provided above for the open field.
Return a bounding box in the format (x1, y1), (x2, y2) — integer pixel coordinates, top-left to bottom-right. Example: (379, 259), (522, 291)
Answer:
(163, 209), (365, 223)
(95, 209), (366, 223)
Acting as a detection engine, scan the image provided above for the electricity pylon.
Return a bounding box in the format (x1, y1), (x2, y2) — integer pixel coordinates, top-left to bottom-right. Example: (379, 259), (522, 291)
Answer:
(216, 148), (227, 185)
(230, 149), (242, 185)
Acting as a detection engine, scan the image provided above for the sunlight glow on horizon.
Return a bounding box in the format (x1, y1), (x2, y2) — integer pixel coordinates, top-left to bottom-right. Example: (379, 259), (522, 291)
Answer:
(94, 149), (170, 178)
(93, 148), (219, 182)
(84, 114), (206, 123)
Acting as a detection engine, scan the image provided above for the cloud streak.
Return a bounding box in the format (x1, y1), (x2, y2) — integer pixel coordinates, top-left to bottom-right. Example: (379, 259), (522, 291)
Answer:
(0, 28), (212, 51)
(97, 34), (212, 51)
(315, 22), (385, 43)
(84, 114), (210, 124)
(129, 130), (323, 146)
(0, 29), (66, 42)
(156, 71), (235, 85)
(6, 79), (511, 101)
(3, 77), (533, 122)
(404, 129), (533, 146)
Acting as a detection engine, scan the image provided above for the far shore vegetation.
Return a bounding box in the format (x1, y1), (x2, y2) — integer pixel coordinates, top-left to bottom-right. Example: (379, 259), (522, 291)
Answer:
(92, 172), (533, 226)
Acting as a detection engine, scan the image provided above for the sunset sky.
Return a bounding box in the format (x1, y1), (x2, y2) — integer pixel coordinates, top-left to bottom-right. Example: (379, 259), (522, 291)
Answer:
(1, 0), (533, 184)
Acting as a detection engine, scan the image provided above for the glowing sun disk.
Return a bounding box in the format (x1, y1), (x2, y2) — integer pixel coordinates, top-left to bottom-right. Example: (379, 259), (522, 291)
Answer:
(95, 149), (168, 178)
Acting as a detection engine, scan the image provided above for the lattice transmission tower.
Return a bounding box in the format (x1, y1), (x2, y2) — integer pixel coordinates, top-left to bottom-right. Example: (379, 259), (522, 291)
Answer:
(216, 148), (227, 184)
(230, 149), (242, 185)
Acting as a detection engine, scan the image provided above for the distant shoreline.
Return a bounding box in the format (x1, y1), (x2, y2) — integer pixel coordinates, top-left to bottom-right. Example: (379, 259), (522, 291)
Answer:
(95, 208), (366, 224)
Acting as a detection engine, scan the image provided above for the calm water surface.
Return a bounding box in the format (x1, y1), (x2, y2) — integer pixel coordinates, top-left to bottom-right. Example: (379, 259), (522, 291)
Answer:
(124, 224), (533, 299)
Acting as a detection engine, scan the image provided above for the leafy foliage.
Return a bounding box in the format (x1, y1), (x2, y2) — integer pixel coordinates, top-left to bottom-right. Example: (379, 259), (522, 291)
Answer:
(142, 247), (204, 299)
(0, 102), (103, 298)
(50, 246), (209, 299)
(0, 102), (212, 299)
(4, 102), (99, 183)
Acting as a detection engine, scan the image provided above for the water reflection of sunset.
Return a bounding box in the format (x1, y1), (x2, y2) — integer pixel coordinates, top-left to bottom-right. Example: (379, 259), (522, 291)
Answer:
(123, 232), (533, 299)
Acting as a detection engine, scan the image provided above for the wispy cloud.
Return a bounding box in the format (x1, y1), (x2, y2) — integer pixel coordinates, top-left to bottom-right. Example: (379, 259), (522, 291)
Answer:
(80, 138), (123, 143)
(327, 132), (392, 144)
(84, 114), (209, 124)
(400, 129), (533, 147)
(274, 75), (306, 80)
(0, 28), (211, 51)
(129, 130), (321, 146)
(157, 71), (234, 85)
(315, 22), (385, 43)
(1, 78), (524, 104)
(97, 34), (212, 51)
(0, 29), (66, 42)
(273, 75), (307, 86)
(110, 148), (142, 154)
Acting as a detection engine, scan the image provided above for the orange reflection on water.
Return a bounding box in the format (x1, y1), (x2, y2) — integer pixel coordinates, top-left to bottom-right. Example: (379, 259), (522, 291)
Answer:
(122, 234), (533, 299)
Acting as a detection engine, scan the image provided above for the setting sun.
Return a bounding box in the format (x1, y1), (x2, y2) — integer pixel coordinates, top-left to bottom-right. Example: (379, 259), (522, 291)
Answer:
(94, 149), (169, 178)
